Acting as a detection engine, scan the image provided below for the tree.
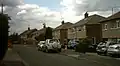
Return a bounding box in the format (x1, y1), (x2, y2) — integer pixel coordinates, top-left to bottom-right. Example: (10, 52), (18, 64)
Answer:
(0, 13), (10, 61)
(45, 27), (53, 40)
(9, 32), (19, 42)
(75, 38), (91, 53)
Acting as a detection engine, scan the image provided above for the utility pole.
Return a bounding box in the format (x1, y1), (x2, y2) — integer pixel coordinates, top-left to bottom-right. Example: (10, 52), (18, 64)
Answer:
(112, 8), (113, 15)
(111, 6), (120, 15)
(0, 0), (4, 14)
(1, 3), (3, 14)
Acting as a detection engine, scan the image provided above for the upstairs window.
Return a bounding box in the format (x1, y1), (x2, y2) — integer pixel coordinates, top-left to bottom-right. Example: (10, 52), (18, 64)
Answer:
(116, 20), (120, 28)
(111, 22), (117, 29)
(104, 24), (108, 30)
(83, 25), (86, 31)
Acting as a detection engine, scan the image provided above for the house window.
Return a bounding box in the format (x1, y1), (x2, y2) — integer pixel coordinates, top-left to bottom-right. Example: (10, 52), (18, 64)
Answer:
(111, 22), (117, 29)
(83, 25), (86, 31)
(79, 29), (81, 31)
(116, 20), (120, 28)
(104, 24), (108, 30)
(76, 28), (79, 32)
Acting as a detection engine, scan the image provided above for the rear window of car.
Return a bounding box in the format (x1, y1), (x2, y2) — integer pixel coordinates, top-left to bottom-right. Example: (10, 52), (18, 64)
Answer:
(39, 41), (45, 43)
(49, 39), (59, 43)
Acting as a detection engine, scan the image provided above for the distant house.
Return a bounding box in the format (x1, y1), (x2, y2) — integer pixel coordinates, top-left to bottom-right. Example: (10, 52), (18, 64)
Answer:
(31, 28), (46, 42)
(52, 21), (73, 44)
(100, 11), (120, 43)
(19, 27), (37, 44)
(72, 12), (106, 44)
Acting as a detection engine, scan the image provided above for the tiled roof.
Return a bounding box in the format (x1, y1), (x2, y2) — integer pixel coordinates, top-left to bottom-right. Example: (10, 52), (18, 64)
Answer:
(20, 29), (37, 36)
(54, 22), (73, 30)
(32, 28), (46, 35)
(100, 11), (120, 22)
(31, 28), (46, 38)
(74, 14), (106, 27)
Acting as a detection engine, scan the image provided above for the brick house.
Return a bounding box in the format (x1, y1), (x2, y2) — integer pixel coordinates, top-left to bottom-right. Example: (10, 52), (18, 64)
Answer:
(19, 27), (37, 44)
(72, 12), (106, 44)
(52, 21), (73, 44)
(100, 11), (120, 43)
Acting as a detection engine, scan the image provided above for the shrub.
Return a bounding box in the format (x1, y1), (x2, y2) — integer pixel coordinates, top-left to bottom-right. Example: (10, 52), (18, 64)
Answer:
(75, 38), (91, 53)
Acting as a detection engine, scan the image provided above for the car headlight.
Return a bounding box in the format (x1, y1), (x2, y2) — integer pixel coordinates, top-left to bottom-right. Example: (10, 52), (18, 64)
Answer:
(102, 48), (107, 50)
(115, 46), (120, 49)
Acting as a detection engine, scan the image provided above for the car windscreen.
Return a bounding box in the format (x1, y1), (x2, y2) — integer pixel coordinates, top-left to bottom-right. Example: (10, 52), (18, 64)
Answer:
(49, 39), (59, 43)
(106, 41), (117, 46)
(39, 41), (45, 44)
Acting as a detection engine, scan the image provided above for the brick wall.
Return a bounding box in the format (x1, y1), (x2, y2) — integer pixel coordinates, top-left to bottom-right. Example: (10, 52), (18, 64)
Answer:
(86, 24), (102, 44)
(60, 29), (68, 44)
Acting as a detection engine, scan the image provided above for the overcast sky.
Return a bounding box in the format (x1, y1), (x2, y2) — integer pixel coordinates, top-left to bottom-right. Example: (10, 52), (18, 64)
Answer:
(0, 0), (120, 34)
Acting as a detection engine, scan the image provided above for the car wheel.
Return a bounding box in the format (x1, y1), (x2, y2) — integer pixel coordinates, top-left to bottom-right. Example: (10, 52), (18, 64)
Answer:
(97, 52), (101, 55)
(42, 47), (45, 52)
(103, 51), (107, 56)
(73, 47), (76, 50)
(38, 47), (41, 51)
(117, 54), (120, 58)
(58, 48), (61, 52)
(45, 47), (49, 53)
(38, 48), (40, 51)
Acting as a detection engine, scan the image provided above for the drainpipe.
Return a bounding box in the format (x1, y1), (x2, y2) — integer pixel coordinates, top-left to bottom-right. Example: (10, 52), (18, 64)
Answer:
(75, 27), (77, 41)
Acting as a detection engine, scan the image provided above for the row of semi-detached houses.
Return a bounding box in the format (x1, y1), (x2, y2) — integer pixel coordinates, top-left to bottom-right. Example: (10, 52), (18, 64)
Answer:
(19, 26), (46, 44)
(52, 11), (120, 44)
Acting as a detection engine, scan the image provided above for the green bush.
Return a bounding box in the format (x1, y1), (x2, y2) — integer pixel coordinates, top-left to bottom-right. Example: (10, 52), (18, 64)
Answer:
(75, 38), (91, 53)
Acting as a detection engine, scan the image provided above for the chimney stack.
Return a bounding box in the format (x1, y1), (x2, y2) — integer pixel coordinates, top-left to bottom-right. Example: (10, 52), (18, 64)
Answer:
(61, 20), (64, 25)
(84, 12), (88, 18)
(43, 23), (46, 28)
(28, 27), (30, 30)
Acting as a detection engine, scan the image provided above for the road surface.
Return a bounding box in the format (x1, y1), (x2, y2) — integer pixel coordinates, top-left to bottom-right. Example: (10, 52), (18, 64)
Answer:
(13, 45), (120, 66)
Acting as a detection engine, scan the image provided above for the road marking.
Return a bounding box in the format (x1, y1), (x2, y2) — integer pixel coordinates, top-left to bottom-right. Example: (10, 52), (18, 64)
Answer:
(64, 54), (113, 66)
(115, 58), (120, 60)
(24, 45), (27, 47)
(8, 48), (12, 50)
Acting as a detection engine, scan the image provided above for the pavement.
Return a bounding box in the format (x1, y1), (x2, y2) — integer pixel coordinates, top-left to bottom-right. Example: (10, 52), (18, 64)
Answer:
(2, 48), (29, 66)
(12, 45), (120, 66)
(60, 49), (120, 66)
(60, 49), (120, 60)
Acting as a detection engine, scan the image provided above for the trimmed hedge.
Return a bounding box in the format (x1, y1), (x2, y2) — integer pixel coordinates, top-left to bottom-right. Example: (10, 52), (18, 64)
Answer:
(75, 38), (91, 53)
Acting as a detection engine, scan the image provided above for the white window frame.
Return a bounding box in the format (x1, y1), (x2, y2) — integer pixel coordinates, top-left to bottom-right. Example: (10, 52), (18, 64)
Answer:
(116, 20), (120, 28)
(83, 25), (86, 31)
(104, 24), (108, 30)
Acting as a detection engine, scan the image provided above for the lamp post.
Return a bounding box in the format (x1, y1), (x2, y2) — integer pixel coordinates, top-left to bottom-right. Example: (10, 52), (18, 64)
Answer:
(0, 0), (4, 14)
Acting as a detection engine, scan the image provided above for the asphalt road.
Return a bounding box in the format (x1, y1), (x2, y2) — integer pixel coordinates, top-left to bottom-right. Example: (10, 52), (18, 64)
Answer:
(13, 45), (120, 66)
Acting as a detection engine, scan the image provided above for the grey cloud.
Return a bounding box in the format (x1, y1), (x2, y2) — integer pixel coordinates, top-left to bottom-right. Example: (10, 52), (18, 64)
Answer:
(73, 0), (120, 15)
(2, 0), (61, 34)
(5, 5), (60, 34)
(0, 0), (23, 7)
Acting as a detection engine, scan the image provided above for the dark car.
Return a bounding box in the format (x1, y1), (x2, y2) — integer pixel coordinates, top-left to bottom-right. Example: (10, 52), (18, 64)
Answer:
(96, 41), (116, 55)
(68, 40), (79, 49)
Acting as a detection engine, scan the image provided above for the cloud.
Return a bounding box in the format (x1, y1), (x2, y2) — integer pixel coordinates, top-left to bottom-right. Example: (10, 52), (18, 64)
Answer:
(2, 0), (120, 34)
(17, 10), (27, 15)
(2, 1), (62, 34)
(61, 0), (120, 16)
(0, 0), (23, 6)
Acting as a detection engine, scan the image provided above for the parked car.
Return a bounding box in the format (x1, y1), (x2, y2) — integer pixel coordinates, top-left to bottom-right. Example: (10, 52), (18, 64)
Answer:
(8, 40), (13, 48)
(107, 44), (120, 57)
(96, 41), (116, 55)
(88, 44), (97, 52)
(68, 40), (76, 49)
(37, 41), (45, 51)
(42, 39), (61, 53)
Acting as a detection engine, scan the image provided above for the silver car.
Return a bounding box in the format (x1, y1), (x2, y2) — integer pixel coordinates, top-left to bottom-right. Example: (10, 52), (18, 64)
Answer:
(96, 41), (116, 55)
(107, 44), (120, 57)
(37, 41), (45, 51)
